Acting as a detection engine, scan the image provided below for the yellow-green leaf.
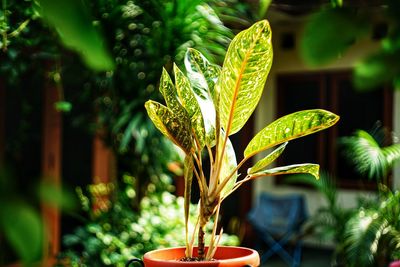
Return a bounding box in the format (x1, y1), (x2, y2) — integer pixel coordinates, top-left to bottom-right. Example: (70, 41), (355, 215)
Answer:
(159, 68), (182, 114)
(184, 49), (221, 145)
(219, 131), (237, 198)
(244, 109), (339, 158)
(217, 20), (273, 136)
(145, 100), (192, 154)
(251, 163), (320, 180)
(174, 64), (206, 148)
(248, 142), (288, 174)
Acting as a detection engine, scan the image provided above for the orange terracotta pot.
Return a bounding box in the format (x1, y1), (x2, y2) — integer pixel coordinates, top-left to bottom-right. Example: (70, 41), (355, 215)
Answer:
(136, 246), (260, 267)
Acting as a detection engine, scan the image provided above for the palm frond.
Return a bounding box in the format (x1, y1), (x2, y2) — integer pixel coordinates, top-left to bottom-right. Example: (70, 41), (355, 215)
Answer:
(344, 209), (388, 267)
(343, 192), (400, 266)
(286, 172), (337, 207)
(339, 129), (400, 180)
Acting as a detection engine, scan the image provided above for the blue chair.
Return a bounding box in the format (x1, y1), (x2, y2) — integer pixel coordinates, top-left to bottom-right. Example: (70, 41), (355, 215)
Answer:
(247, 193), (308, 267)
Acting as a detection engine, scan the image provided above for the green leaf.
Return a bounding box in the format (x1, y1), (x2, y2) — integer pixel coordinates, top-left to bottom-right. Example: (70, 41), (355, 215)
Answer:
(219, 132), (237, 198)
(301, 8), (369, 66)
(259, 0), (272, 19)
(217, 20), (273, 136)
(340, 129), (400, 179)
(0, 202), (43, 263)
(183, 155), (194, 256)
(119, 115), (142, 152)
(383, 143), (400, 165)
(185, 48), (221, 145)
(38, 182), (78, 211)
(244, 109), (339, 158)
(54, 101), (72, 112)
(39, 0), (114, 71)
(353, 52), (399, 90)
(248, 142), (288, 174)
(251, 163), (320, 180)
(159, 68), (183, 113)
(174, 64), (206, 148)
(145, 100), (192, 154)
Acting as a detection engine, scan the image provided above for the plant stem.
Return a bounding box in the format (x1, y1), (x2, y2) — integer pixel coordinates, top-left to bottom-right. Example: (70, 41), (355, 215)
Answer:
(198, 224), (206, 259)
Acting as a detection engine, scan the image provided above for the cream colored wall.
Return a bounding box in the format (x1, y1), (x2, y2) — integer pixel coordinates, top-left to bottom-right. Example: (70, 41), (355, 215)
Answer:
(252, 22), (400, 238)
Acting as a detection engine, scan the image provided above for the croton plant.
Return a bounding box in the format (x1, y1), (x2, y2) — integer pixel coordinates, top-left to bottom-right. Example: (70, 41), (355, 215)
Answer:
(145, 20), (339, 260)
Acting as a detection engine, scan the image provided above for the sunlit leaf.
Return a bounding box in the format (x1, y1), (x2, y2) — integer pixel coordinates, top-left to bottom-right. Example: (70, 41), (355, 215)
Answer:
(183, 155), (194, 257)
(0, 202), (43, 263)
(145, 100), (192, 154)
(250, 163), (320, 180)
(344, 209), (386, 266)
(218, 132), (237, 198)
(244, 109), (339, 158)
(248, 142), (288, 174)
(383, 143), (400, 165)
(301, 8), (369, 66)
(217, 19), (273, 136)
(174, 64), (205, 148)
(159, 68), (183, 114)
(185, 48), (221, 145)
(39, 0), (114, 71)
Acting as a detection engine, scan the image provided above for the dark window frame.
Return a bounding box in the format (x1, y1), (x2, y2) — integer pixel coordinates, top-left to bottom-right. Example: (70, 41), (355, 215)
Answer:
(276, 70), (393, 190)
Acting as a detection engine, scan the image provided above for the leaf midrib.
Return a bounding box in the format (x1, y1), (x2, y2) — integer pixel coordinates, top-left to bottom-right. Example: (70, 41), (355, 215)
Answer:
(225, 27), (264, 136)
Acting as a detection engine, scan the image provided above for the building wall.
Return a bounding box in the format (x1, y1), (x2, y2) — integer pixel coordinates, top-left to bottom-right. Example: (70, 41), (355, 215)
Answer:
(253, 22), (400, 239)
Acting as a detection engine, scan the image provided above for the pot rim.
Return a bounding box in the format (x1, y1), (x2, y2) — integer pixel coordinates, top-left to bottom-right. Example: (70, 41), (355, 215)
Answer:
(143, 246), (259, 265)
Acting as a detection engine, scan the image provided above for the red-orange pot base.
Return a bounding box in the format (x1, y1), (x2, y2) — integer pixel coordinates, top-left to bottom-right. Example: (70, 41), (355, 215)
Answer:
(143, 246), (260, 266)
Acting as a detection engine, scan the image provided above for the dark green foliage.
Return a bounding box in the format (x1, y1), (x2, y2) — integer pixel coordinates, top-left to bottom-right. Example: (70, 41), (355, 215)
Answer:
(0, 169), (77, 266)
(301, 7), (369, 66)
(301, 0), (400, 91)
(39, 0), (115, 70)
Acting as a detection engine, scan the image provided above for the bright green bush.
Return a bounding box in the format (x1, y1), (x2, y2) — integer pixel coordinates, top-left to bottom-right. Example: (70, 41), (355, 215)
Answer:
(56, 175), (239, 267)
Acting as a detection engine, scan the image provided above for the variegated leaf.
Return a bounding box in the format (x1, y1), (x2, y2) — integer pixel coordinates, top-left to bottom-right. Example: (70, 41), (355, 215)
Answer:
(183, 155), (194, 255)
(184, 49), (221, 145)
(145, 100), (192, 154)
(244, 109), (339, 158)
(174, 64), (206, 148)
(185, 48), (221, 103)
(248, 142), (288, 174)
(251, 163), (320, 180)
(159, 68), (181, 113)
(218, 131), (237, 198)
(217, 20), (273, 136)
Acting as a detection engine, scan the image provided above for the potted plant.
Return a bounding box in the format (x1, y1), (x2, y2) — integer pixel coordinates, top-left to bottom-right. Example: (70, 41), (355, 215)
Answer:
(129, 20), (339, 266)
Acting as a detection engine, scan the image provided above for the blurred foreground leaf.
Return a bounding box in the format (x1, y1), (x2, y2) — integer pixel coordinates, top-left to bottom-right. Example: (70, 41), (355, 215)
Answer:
(353, 49), (400, 90)
(39, 0), (114, 71)
(301, 8), (369, 66)
(0, 202), (43, 263)
(54, 101), (72, 113)
(38, 182), (78, 211)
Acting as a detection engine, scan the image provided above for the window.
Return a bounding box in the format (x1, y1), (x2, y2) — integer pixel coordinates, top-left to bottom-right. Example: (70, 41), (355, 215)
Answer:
(277, 71), (393, 190)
